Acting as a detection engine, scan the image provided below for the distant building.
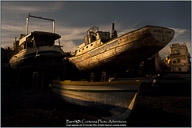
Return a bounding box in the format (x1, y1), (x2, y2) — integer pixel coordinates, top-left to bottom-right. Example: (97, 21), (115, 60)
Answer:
(169, 43), (191, 72)
(161, 56), (171, 72)
(164, 56), (171, 66)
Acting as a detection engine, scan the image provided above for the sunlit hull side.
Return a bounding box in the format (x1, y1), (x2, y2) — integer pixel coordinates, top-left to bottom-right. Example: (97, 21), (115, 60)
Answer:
(69, 26), (174, 72)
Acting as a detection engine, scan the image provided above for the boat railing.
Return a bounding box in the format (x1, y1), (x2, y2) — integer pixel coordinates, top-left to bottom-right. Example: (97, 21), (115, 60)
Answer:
(26, 13), (55, 35)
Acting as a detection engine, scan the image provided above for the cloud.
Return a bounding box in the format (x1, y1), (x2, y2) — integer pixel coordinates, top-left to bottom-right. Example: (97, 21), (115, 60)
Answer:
(114, 22), (141, 36)
(1, 38), (14, 48)
(118, 28), (136, 36)
(56, 26), (87, 41)
(2, 24), (24, 32)
(1, 23), (24, 48)
(173, 28), (188, 38)
(2, 2), (65, 14)
(60, 41), (78, 52)
(159, 45), (171, 59)
(1, 22), (52, 48)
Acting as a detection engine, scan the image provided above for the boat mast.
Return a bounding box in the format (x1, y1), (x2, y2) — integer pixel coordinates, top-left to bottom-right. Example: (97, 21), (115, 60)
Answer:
(26, 13), (55, 34)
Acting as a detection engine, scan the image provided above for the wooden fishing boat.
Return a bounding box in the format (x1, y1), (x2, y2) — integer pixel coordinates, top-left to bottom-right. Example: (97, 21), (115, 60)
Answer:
(9, 31), (64, 69)
(51, 80), (141, 120)
(9, 14), (64, 70)
(69, 24), (175, 72)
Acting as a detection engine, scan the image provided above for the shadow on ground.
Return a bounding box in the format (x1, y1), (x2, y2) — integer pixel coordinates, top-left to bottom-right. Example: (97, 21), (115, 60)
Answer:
(2, 82), (191, 127)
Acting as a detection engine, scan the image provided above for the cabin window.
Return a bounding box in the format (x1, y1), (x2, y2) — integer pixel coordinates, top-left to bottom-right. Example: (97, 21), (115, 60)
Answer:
(82, 48), (84, 50)
(86, 46), (88, 48)
(79, 50), (81, 52)
(174, 50), (179, 54)
(91, 44), (93, 46)
(92, 36), (96, 42)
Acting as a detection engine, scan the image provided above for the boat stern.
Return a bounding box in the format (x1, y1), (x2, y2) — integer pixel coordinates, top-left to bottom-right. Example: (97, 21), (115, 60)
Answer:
(148, 26), (175, 44)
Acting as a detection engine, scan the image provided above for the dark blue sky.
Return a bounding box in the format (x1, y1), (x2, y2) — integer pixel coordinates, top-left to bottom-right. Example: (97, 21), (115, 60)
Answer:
(2, 1), (191, 57)
(53, 2), (191, 29)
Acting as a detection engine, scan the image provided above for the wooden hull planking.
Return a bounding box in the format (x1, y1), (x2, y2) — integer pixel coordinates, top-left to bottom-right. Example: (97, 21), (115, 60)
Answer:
(9, 45), (64, 70)
(69, 26), (174, 71)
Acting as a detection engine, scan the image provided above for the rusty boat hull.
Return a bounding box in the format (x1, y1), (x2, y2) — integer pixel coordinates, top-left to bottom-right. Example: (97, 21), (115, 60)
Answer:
(51, 80), (141, 120)
(69, 26), (174, 72)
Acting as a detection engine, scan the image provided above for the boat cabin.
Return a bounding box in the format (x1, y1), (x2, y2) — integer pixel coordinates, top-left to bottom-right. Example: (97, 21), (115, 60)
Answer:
(76, 30), (111, 56)
(76, 23), (117, 56)
(17, 31), (61, 51)
(84, 31), (111, 45)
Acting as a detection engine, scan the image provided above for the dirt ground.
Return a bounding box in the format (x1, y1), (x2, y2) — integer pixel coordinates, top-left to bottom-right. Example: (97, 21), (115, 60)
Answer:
(1, 82), (191, 127)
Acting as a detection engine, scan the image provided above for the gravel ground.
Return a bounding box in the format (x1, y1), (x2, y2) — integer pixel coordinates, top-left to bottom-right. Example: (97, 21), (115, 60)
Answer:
(1, 82), (191, 127)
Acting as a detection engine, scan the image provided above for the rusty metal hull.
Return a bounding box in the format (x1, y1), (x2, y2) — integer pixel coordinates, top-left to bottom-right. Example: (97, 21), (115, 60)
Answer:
(69, 26), (174, 72)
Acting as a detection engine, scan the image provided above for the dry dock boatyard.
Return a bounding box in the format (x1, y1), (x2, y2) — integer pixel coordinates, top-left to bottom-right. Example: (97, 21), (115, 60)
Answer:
(2, 14), (191, 127)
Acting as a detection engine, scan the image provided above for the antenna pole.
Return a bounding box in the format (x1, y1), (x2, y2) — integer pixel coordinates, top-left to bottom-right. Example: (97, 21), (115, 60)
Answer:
(53, 20), (55, 33)
(26, 14), (29, 34)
